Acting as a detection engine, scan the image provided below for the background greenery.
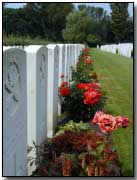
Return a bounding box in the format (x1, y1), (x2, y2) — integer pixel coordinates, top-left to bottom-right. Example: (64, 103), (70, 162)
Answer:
(3, 3), (133, 46)
(90, 48), (133, 176)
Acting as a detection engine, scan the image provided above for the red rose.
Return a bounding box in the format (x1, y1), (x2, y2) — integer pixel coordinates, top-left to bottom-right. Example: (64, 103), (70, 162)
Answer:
(61, 81), (68, 87)
(77, 83), (91, 91)
(86, 59), (92, 64)
(90, 81), (100, 90)
(59, 87), (70, 96)
(77, 82), (100, 92)
(83, 48), (90, 53)
(84, 89), (101, 105)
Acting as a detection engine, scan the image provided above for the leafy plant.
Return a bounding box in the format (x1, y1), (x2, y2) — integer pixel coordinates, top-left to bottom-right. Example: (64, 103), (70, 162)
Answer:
(55, 120), (93, 136)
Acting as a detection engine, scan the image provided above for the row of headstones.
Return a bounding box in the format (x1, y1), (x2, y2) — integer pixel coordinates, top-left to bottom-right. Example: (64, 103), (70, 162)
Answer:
(3, 44), (85, 176)
(99, 43), (133, 58)
(6, 45), (28, 50)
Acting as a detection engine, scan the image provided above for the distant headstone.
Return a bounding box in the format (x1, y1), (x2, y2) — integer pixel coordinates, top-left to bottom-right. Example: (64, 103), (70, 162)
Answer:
(57, 44), (65, 116)
(46, 44), (59, 138)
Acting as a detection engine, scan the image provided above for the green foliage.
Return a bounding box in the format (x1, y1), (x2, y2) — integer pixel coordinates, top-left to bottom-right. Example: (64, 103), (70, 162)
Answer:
(3, 34), (55, 46)
(87, 34), (101, 47)
(33, 131), (120, 176)
(55, 120), (93, 136)
(3, 3), (74, 41)
(63, 11), (93, 44)
(3, 3), (133, 45)
(110, 3), (129, 43)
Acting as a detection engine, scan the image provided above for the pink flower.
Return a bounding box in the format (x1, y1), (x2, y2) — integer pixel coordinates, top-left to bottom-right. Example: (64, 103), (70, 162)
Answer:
(60, 74), (64, 78)
(115, 116), (123, 127)
(98, 114), (117, 134)
(92, 111), (104, 125)
(121, 116), (129, 128)
(92, 111), (129, 134)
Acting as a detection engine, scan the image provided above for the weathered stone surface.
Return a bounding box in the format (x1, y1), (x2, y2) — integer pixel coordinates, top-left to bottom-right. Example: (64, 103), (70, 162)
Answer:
(3, 47), (27, 176)
(25, 45), (48, 175)
(46, 44), (59, 138)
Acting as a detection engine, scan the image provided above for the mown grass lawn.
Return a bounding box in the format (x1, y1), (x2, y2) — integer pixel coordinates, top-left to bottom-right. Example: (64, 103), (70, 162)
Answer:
(90, 48), (133, 176)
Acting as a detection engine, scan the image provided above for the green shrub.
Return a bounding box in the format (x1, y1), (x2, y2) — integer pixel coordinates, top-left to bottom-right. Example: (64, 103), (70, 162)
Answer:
(55, 120), (93, 136)
(3, 34), (56, 46)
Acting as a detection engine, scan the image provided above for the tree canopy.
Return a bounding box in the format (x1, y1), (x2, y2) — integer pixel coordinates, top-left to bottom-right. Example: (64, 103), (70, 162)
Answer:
(3, 3), (133, 46)
(110, 3), (130, 43)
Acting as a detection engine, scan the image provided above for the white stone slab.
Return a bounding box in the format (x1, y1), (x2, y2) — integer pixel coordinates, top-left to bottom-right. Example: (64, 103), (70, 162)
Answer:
(57, 44), (65, 116)
(25, 45), (48, 146)
(57, 44), (65, 86)
(64, 44), (70, 82)
(3, 48), (27, 176)
(25, 45), (48, 175)
(46, 44), (59, 138)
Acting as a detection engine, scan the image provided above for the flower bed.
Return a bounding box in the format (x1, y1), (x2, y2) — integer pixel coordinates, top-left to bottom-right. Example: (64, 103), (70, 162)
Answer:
(32, 47), (129, 176)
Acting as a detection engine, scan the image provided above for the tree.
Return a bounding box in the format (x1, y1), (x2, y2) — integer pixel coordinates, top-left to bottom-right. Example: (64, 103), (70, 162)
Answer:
(77, 5), (112, 44)
(63, 10), (94, 44)
(110, 3), (129, 43)
(125, 17), (133, 42)
(3, 3), (74, 41)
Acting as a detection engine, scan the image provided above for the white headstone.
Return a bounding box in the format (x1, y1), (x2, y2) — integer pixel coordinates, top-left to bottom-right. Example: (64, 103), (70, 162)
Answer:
(69, 44), (73, 81)
(3, 47), (27, 176)
(25, 45), (48, 175)
(57, 44), (65, 116)
(46, 44), (59, 138)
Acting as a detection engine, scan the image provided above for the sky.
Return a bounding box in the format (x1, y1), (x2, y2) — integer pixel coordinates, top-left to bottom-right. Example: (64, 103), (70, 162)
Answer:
(6, 2), (133, 17)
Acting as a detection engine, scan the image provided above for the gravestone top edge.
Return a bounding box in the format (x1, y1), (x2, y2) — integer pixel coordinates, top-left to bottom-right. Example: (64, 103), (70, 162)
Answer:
(46, 44), (59, 49)
(57, 44), (65, 47)
(25, 45), (47, 53)
(3, 47), (26, 53)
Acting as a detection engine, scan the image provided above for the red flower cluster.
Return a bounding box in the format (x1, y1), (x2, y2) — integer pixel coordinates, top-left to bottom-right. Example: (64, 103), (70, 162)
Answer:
(77, 82), (100, 91)
(77, 82), (101, 105)
(83, 48), (90, 53)
(59, 81), (70, 97)
(86, 59), (92, 64)
(84, 90), (101, 105)
(60, 87), (70, 97)
(92, 111), (129, 134)
(61, 81), (68, 87)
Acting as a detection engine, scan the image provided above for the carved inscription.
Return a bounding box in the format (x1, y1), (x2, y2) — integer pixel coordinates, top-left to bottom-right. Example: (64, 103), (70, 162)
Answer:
(5, 58), (20, 117)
